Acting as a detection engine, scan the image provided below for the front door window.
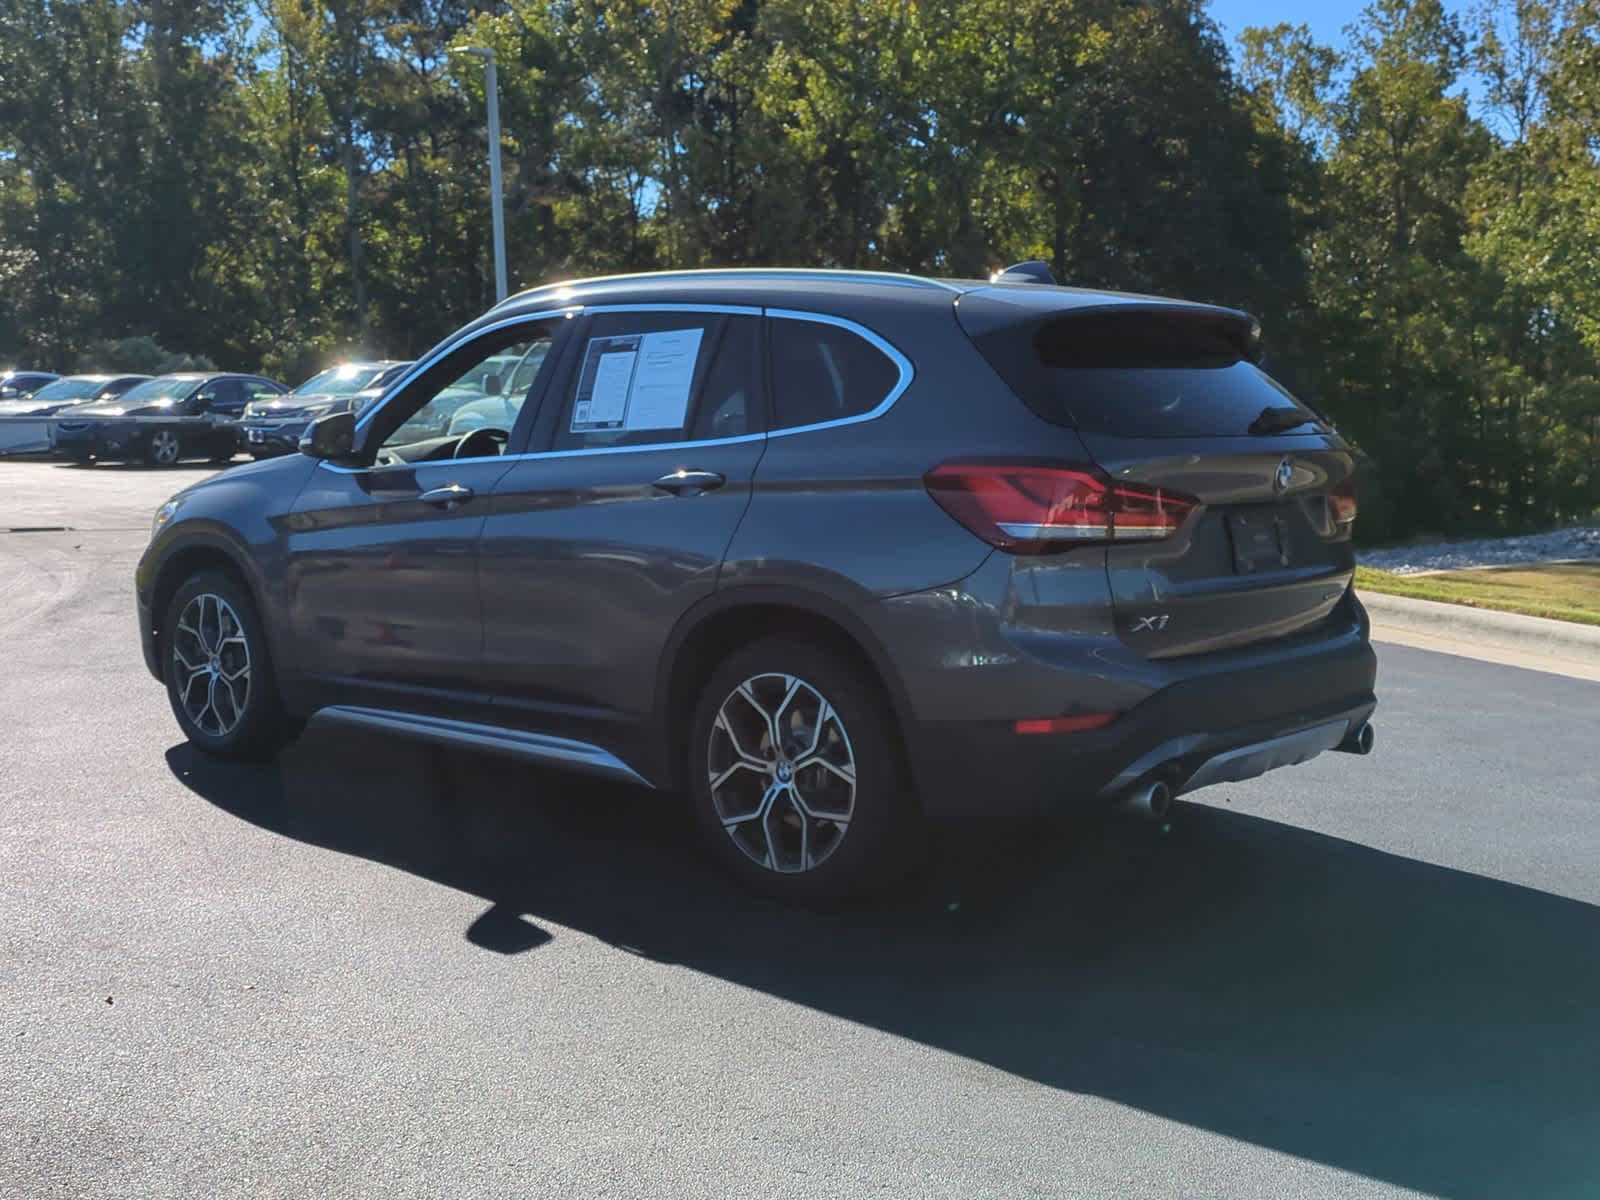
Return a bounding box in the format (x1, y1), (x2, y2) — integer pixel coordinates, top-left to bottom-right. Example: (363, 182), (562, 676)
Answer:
(378, 334), (551, 457)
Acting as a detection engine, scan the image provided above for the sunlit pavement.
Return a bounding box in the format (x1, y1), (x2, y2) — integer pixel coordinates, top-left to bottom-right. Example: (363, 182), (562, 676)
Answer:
(3, 459), (1597, 1200)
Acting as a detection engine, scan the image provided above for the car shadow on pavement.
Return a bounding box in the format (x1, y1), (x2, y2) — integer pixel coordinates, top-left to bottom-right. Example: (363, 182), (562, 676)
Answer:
(167, 730), (1600, 1200)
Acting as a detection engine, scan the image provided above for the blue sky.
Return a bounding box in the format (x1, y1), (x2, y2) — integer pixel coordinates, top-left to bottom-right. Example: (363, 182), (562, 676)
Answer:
(1206, 0), (1487, 107)
(1205, 0), (1473, 49)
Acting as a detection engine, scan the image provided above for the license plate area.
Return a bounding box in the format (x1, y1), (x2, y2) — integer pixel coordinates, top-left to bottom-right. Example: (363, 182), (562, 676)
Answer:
(1227, 508), (1291, 574)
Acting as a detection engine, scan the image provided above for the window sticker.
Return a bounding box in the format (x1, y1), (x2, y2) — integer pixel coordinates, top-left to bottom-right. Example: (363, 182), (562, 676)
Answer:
(571, 335), (639, 431)
(570, 328), (705, 433)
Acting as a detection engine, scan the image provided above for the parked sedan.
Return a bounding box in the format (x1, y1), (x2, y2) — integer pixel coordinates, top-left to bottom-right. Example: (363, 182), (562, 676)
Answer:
(0, 374), (152, 455)
(239, 361), (410, 459)
(0, 374), (151, 417)
(51, 373), (286, 465)
(0, 370), (60, 401)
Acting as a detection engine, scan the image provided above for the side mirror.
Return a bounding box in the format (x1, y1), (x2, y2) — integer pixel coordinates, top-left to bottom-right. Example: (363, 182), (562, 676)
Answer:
(483, 373), (503, 397)
(300, 410), (357, 461)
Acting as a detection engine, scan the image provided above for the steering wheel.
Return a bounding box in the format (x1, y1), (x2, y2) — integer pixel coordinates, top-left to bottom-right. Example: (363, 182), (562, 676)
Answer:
(454, 427), (508, 459)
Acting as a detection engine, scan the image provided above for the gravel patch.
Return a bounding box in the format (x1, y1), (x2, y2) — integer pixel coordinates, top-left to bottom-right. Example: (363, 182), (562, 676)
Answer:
(1360, 525), (1600, 575)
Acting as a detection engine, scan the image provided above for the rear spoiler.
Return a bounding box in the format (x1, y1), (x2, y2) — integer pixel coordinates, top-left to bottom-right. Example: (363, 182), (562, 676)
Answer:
(957, 289), (1264, 365)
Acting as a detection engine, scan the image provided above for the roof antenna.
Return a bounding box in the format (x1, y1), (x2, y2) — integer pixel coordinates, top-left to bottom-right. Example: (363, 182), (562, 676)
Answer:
(989, 260), (1056, 285)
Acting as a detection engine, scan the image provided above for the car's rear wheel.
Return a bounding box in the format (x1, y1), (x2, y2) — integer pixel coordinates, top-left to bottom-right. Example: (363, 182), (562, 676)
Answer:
(146, 429), (181, 466)
(161, 569), (299, 760)
(687, 638), (920, 902)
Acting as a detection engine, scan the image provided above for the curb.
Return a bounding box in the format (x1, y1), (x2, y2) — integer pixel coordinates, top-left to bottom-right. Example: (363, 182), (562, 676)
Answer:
(1359, 590), (1600, 669)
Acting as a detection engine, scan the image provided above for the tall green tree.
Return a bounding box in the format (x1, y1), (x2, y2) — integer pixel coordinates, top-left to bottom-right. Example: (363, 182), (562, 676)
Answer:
(1, 0), (1596, 536)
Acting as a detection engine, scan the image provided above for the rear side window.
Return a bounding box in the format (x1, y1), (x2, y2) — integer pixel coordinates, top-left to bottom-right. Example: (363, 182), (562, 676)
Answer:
(769, 318), (899, 431)
(968, 307), (1322, 438)
(202, 379), (245, 407)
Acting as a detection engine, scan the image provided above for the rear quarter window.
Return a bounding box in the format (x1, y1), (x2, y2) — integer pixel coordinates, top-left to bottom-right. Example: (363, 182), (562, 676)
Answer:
(769, 317), (899, 431)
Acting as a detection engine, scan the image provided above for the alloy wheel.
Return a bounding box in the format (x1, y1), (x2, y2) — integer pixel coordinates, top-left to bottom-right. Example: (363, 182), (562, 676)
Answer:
(149, 430), (181, 464)
(707, 673), (856, 873)
(172, 593), (252, 737)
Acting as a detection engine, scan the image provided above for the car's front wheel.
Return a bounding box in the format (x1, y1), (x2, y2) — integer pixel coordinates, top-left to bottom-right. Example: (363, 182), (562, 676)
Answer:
(161, 569), (299, 760)
(687, 638), (921, 902)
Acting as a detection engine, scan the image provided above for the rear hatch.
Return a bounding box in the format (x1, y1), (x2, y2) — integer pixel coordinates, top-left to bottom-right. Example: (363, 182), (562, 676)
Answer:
(956, 290), (1357, 658)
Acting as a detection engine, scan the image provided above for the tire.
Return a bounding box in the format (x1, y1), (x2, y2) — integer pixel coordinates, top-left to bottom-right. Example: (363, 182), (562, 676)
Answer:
(145, 428), (182, 466)
(161, 569), (300, 760)
(687, 638), (922, 902)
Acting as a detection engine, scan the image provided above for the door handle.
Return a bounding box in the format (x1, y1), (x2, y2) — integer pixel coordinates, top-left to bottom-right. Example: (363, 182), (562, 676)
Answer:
(419, 482), (474, 508)
(652, 469), (725, 496)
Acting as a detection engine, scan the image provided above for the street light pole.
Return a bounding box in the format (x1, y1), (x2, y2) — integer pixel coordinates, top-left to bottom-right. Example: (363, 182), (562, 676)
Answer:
(450, 46), (508, 303)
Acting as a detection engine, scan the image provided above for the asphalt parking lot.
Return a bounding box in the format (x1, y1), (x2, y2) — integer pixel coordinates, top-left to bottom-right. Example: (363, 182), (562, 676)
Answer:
(3, 459), (1598, 1200)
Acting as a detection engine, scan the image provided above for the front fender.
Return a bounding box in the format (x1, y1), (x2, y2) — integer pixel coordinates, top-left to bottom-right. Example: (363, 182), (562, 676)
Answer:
(135, 455), (318, 682)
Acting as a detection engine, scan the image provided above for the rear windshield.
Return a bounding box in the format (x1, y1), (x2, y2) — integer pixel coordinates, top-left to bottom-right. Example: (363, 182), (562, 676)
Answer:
(970, 308), (1323, 438)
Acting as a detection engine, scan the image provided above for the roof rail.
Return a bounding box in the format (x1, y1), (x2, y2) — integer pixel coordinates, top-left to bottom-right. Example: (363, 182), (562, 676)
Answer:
(496, 267), (963, 307)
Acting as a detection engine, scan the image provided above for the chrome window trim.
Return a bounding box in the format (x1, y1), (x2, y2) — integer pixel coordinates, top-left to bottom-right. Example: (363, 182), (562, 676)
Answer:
(763, 308), (914, 439)
(353, 306), (580, 434)
(318, 303), (913, 476)
(315, 431), (768, 475)
(509, 432), (768, 462)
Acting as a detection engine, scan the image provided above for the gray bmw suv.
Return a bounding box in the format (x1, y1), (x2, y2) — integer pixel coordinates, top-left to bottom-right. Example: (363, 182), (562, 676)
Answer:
(137, 267), (1377, 900)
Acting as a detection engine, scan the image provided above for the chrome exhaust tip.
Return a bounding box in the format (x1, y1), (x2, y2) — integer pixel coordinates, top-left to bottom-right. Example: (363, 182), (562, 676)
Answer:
(1336, 721), (1376, 756)
(1122, 779), (1173, 822)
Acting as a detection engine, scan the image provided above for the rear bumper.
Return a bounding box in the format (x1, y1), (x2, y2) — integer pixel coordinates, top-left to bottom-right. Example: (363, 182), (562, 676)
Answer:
(904, 611), (1377, 823)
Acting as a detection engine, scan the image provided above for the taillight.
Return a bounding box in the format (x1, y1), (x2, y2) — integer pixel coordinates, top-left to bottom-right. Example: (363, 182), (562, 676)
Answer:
(1329, 479), (1358, 536)
(924, 461), (1196, 553)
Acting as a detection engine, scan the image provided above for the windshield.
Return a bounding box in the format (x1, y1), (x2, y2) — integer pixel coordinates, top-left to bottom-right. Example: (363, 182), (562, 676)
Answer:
(116, 377), (200, 406)
(0, 375), (48, 395)
(292, 364), (386, 396)
(25, 378), (106, 403)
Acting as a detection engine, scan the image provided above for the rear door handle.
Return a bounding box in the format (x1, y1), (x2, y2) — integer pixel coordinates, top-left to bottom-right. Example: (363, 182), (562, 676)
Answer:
(419, 483), (474, 508)
(652, 469), (726, 496)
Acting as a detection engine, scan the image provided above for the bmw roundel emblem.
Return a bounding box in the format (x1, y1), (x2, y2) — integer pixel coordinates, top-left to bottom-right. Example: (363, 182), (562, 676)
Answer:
(1274, 457), (1294, 494)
